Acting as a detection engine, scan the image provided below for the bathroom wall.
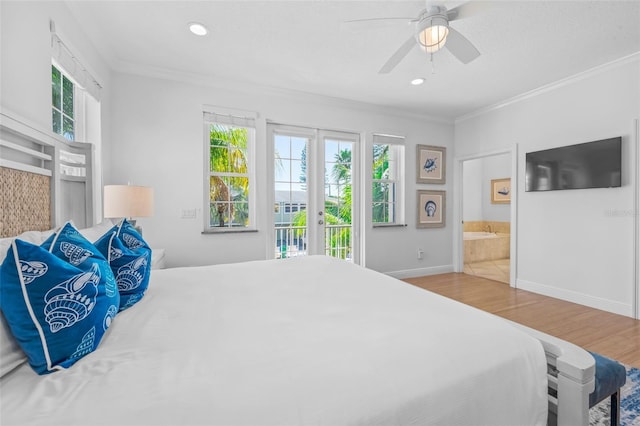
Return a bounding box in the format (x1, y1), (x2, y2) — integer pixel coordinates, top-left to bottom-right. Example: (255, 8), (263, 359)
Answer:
(463, 221), (510, 234)
(463, 153), (511, 223)
(463, 158), (483, 221)
(482, 154), (511, 222)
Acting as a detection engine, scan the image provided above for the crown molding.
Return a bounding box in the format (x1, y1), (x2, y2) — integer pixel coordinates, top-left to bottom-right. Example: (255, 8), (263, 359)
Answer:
(112, 59), (453, 126)
(455, 51), (640, 124)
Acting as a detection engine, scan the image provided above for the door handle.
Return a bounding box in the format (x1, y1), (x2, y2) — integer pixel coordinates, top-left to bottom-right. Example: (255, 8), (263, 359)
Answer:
(318, 220), (324, 225)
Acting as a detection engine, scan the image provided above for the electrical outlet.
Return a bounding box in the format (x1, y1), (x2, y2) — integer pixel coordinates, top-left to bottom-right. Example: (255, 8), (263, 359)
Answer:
(417, 248), (424, 260)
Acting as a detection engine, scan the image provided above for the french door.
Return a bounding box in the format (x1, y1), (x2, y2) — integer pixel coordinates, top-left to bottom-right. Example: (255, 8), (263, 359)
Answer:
(268, 124), (360, 263)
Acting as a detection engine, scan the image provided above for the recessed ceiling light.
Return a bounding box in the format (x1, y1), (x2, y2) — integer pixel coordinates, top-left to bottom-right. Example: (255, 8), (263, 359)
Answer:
(411, 78), (425, 86)
(189, 22), (208, 36)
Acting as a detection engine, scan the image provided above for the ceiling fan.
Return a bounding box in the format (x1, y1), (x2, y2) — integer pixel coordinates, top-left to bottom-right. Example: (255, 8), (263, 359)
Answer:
(346, 1), (483, 74)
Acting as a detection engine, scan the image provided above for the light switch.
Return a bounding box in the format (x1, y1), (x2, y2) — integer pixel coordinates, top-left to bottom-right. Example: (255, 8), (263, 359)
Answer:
(181, 208), (197, 219)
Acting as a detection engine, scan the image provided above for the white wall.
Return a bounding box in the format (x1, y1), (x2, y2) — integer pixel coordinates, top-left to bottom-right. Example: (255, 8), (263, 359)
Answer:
(463, 158), (483, 221)
(0, 1), (111, 145)
(107, 71), (455, 274)
(455, 58), (640, 316)
(0, 1), (457, 278)
(482, 154), (511, 222)
(463, 154), (511, 223)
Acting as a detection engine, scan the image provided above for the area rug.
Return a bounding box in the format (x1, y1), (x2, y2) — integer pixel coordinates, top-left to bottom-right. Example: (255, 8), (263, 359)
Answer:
(590, 365), (640, 425)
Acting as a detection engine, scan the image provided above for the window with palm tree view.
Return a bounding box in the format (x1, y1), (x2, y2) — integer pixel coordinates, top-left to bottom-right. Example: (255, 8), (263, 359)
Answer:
(372, 135), (405, 226)
(205, 114), (255, 231)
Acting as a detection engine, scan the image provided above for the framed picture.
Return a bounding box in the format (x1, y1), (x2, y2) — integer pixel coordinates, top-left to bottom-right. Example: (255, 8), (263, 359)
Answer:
(417, 190), (446, 228)
(416, 145), (446, 184)
(491, 178), (511, 204)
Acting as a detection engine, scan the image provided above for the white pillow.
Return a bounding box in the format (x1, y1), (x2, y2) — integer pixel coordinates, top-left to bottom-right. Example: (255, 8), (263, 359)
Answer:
(0, 230), (54, 264)
(0, 237), (25, 375)
(0, 310), (26, 377)
(15, 230), (54, 244)
(78, 220), (115, 243)
(0, 237), (13, 265)
(0, 221), (114, 263)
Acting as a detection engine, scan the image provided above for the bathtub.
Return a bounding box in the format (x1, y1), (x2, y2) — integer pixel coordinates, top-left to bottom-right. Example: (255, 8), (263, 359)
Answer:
(464, 231), (499, 240)
(463, 231), (510, 263)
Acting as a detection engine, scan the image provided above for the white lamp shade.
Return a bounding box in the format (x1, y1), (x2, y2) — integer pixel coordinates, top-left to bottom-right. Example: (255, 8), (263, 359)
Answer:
(104, 185), (154, 218)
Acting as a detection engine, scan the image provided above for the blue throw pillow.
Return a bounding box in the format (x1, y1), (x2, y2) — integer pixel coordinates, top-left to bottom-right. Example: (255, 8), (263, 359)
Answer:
(41, 222), (120, 305)
(94, 219), (152, 311)
(0, 232), (120, 375)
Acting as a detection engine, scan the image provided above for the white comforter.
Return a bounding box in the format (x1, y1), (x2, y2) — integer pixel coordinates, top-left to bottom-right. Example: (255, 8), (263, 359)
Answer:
(1, 256), (547, 425)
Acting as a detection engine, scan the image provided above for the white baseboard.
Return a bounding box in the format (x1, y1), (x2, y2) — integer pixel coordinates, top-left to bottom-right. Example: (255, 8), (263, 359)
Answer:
(517, 279), (633, 317)
(385, 264), (454, 280)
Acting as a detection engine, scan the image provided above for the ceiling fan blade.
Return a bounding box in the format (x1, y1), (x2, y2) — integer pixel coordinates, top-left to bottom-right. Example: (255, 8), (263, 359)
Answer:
(444, 26), (480, 64)
(341, 17), (414, 32)
(379, 35), (417, 74)
(447, 1), (491, 21)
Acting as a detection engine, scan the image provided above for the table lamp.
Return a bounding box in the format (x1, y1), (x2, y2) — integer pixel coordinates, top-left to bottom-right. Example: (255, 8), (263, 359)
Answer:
(103, 185), (154, 235)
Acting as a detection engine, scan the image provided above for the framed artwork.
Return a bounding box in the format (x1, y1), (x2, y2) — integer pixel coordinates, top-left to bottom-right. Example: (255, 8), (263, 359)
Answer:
(491, 178), (511, 204)
(417, 190), (446, 228)
(416, 145), (446, 184)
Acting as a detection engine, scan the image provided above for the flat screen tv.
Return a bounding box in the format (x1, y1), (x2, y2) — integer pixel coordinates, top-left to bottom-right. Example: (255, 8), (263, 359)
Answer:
(525, 137), (621, 192)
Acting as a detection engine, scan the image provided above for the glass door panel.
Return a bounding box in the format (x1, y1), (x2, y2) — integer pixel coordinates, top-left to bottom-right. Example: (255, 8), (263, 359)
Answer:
(274, 133), (309, 258)
(271, 125), (359, 263)
(323, 138), (353, 261)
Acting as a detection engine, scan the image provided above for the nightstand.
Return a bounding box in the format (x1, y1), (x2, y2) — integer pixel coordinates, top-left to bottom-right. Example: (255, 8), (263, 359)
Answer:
(151, 248), (166, 270)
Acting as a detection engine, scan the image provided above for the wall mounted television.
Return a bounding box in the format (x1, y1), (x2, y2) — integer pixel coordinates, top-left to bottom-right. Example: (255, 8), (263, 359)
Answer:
(525, 137), (622, 192)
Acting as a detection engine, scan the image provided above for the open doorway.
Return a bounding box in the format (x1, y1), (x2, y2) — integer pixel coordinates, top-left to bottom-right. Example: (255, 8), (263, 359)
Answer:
(461, 153), (512, 284)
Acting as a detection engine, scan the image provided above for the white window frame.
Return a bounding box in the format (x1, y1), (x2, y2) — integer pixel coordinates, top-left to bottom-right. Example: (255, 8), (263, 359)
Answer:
(372, 134), (405, 227)
(202, 107), (257, 233)
(52, 60), (88, 142)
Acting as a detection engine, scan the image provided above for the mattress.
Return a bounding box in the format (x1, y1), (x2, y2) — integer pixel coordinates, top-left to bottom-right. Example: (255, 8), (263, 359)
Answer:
(0, 256), (547, 425)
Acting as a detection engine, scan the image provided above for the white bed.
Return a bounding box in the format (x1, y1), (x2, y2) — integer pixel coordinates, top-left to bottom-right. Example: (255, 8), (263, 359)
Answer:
(0, 111), (595, 425)
(1, 255), (551, 426)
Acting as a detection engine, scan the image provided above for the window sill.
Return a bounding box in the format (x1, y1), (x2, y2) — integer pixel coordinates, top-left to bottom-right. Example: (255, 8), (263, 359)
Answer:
(202, 228), (258, 234)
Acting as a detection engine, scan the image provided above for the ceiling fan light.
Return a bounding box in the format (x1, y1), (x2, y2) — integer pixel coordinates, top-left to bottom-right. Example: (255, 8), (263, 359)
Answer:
(419, 24), (449, 53)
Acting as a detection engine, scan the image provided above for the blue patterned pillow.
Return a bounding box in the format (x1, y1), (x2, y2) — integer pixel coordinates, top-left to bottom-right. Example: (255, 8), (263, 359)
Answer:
(41, 222), (120, 309)
(94, 219), (152, 311)
(0, 231), (120, 375)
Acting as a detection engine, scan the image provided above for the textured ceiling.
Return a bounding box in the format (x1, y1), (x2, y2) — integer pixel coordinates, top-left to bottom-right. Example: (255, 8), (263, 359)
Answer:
(66, 0), (640, 120)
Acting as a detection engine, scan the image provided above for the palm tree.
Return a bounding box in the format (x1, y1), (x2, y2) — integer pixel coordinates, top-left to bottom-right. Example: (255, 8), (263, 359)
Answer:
(300, 144), (307, 187)
(290, 146), (353, 259)
(332, 149), (351, 186)
(317, 148), (353, 259)
(331, 149), (352, 223)
(209, 124), (248, 227)
(372, 144), (391, 223)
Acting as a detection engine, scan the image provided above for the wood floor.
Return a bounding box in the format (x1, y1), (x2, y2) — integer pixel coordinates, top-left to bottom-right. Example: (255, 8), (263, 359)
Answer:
(403, 272), (640, 368)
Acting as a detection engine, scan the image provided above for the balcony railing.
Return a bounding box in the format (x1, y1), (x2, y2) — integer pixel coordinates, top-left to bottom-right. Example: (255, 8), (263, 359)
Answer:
(275, 224), (352, 261)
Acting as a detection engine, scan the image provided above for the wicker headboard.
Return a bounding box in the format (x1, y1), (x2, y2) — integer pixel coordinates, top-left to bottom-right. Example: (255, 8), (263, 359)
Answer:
(0, 111), (93, 238)
(0, 167), (51, 237)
